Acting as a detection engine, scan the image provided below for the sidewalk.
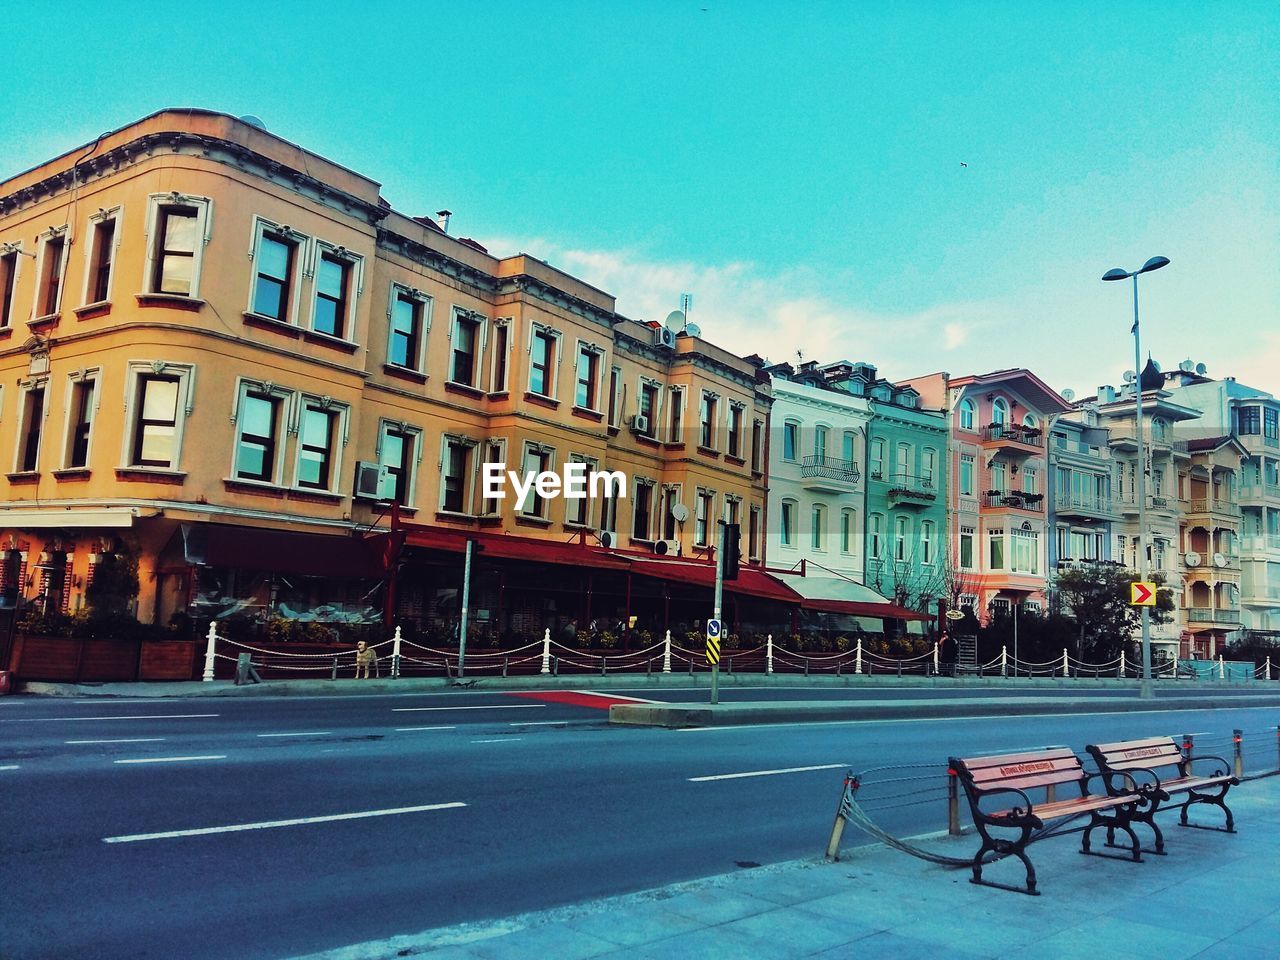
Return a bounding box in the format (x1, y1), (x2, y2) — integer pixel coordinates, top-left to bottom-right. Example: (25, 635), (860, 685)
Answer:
(289, 775), (1280, 960)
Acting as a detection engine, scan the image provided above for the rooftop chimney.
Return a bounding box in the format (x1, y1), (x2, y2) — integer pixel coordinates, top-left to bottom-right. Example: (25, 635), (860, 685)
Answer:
(435, 209), (453, 233)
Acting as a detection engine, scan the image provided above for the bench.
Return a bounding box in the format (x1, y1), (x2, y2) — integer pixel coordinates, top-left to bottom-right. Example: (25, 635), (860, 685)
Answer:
(1086, 736), (1238, 854)
(949, 747), (1143, 895)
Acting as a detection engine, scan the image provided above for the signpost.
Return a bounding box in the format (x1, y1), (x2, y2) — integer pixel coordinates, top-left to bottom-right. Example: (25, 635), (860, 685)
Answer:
(1130, 582), (1157, 607)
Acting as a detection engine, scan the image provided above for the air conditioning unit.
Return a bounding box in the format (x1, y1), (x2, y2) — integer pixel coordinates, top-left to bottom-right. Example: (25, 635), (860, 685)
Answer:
(655, 327), (677, 350)
(597, 531), (614, 548)
(355, 461), (394, 500)
(653, 539), (681, 556)
(628, 414), (650, 435)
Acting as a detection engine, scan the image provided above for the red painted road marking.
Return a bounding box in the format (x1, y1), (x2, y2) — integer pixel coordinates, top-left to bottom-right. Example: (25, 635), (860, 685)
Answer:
(506, 690), (661, 710)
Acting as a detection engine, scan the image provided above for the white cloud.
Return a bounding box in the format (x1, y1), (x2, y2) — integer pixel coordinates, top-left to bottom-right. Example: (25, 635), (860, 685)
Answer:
(943, 322), (969, 350)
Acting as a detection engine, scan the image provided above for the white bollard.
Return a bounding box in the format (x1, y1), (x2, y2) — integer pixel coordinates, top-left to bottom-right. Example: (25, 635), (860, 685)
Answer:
(766, 633), (774, 674)
(1000, 645), (1007, 677)
(1062, 648), (1069, 678)
(932, 642), (940, 676)
(202, 621), (218, 682)
(662, 629), (673, 674)
(1120, 650), (1126, 677)
(540, 628), (552, 675)
(1218, 654), (1226, 680)
(1266, 656), (1273, 681)
(391, 625), (403, 679)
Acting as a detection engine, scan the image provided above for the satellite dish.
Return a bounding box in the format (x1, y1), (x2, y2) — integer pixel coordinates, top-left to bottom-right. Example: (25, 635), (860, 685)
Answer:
(1061, 388), (1076, 402)
(685, 323), (701, 337)
(1122, 370), (1136, 383)
(1184, 551), (1201, 567)
(1179, 360), (1194, 372)
(1195, 363), (1208, 376)
(664, 310), (686, 331)
(239, 114), (267, 130)
(670, 503), (690, 523)
(1213, 552), (1227, 568)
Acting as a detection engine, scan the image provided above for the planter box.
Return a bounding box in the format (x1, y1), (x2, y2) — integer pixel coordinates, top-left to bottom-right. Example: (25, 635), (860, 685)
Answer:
(139, 641), (197, 681)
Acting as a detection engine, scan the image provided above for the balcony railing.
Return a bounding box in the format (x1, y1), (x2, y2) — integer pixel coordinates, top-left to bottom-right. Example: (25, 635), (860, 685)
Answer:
(1188, 497), (1239, 515)
(1239, 482), (1280, 502)
(888, 473), (937, 501)
(1054, 492), (1114, 514)
(983, 424), (1044, 447)
(1242, 534), (1280, 552)
(801, 455), (860, 484)
(1186, 607), (1241, 625)
(984, 491), (1045, 511)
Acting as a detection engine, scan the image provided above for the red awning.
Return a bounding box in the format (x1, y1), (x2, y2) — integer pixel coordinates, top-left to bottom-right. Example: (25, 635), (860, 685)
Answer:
(203, 524), (384, 578)
(626, 557), (803, 603)
(399, 524), (630, 570)
(799, 597), (932, 621)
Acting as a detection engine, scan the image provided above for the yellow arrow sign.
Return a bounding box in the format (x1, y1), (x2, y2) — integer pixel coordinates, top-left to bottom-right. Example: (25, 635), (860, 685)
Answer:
(1130, 582), (1157, 606)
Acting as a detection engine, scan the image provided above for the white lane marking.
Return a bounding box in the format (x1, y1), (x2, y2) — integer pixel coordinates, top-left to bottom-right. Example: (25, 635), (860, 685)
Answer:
(113, 755), (226, 765)
(3, 714), (219, 723)
(568, 689), (661, 704)
(66, 738), (166, 745)
(509, 720), (573, 727)
(0, 764), (19, 770)
(256, 731), (332, 738)
(471, 738), (523, 744)
(689, 763), (847, 782)
(103, 801), (467, 843)
(391, 704), (546, 713)
(73, 699), (163, 705)
(394, 726), (457, 732)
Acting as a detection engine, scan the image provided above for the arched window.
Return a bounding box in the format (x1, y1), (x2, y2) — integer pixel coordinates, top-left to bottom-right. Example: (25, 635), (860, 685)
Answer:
(959, 398), (976, 432)
(1022, 413), (1038, 430)
(991, 398), (1009, 427)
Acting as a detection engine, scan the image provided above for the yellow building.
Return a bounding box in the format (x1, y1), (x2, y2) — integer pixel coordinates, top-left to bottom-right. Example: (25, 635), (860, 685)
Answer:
(0, 109), (774, 670)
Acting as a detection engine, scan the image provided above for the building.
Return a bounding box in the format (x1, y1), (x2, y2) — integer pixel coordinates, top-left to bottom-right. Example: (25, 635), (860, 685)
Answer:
(903, 369), (1072, 620)
(1046, 410), (1118, 574)
(0, 108), (786, 661)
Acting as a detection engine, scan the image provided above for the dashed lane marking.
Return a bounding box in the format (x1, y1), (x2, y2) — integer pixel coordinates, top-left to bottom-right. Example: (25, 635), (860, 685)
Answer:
(471, 739), (523, 744)
(257, 732), (333, 738)
(102, 801), (467, 843)
(0, 765), (19, 771)
(2, 714), (220, 723)
(689, 763), (847, 782)
(391, 704), (546, 713)
(67, 738), (166, 745)
(394, 726), (457, 732)
(113, 755), (226, 765)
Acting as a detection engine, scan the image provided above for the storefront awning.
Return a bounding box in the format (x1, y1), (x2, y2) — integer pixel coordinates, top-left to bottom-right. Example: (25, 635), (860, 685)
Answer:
(627, 557), (803, 603)
(0, 507), (154, 528)
(197, 524), (384, 578)
(399, 525), (631, 570)
(777, 575), (932, 621)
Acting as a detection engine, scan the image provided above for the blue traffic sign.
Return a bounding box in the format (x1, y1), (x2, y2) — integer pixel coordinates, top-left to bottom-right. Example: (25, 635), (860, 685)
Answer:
(707, 619), (722, 639)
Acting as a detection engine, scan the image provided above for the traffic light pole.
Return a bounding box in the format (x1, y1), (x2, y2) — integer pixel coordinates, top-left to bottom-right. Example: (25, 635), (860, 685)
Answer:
(711, 521), (723, 705)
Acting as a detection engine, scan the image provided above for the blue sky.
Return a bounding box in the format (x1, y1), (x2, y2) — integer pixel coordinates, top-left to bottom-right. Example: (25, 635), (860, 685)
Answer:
(2, 1), (1276, 396)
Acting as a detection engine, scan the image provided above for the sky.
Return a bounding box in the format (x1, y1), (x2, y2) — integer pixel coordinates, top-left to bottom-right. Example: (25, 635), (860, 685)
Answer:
(1, 1), (1276, 399)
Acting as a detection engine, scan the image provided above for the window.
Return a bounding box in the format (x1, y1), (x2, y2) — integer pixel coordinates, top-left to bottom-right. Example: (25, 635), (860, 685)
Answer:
(632, 479), (654, 541)
(567, 455), (596, 527)
(870, 438), (884, 479)
(667, 387), (684, 443)
(1151, 418), (1167, 440)
(251, 228), (299, 322)
(638, 380), (659, 437)
(782, 421), (799, 461)
(129, 373), (183, 469)
(751, 420), (764, 472)
(1022, 413), (1038, 430)
(388, 289), (427, 371)
(695, 489), (714, 545)
(380, 422), (418, 506)
(17, 385), (45, 472)
(450, 311), (483, 386)
(700, 392), (718, 449)
(607, 366), (622, 427)
(869, 513), (883, 558)
(921, 521), (934, 565)
(313, 251), (352, 339)
(1011, 528), (1039, 574)
(960, 454), (975, 496)
(1265, 408), (1279, 444)
(234, 389), (284, 482)
(1022, 467), (1037, 494)
(64, 376), (97, 469)
(598, 469), (618, 534)
(660, 485), (680, 540)
(896, 442), (911, 481)
(297, 401), (340, 490)
(84, 211), (119, 305)
(894, 516), (909, 561)
(814, 426), (829, 461)
(529, 328), (558, 397)
(36, 231), (67, 318)
(145, 195), (211, 298)
(725, 495), (741, 528)
(960, 526), (975, 569)
(959, 398), (976, 432)
(0, 247), (18, 328)
(840, 509), (855, 554)
(749, 505), (761, 560)
(574, 344), (601, 409)
(811, 504), (827, 550)
(490, 321), (510, 392)
(728, 404), (743, 458)
(988, 528), (1005, 570)
(520, 443), (553, 518)
(922, 449), (937, 488)
(441, 438), (474, 513)
(991, 398), (1009, 426)
(480, 440), (506, 516)
(842, 432), (856, 464)
(991, 460), (1007, 492)
(780, 500), (796, 546)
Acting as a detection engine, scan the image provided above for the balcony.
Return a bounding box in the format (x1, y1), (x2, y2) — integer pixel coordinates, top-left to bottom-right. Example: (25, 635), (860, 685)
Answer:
(981, 424), (1044, 455)
(1186, 497), (1240, 525)
(1186, 607), (1241, 626)
(1238, 482), (1280, 506)
(983, 491), (1045, 513)
(887, 473), (938, 508)
(1053, 491), (1116, 520)
(1116, 494), (1177, 516)
(800, 454), (861, 493)
(1242, 534), (1280, 554)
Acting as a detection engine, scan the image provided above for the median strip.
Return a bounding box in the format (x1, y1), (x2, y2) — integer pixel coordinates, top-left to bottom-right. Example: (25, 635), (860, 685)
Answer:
(102, 801), (468, 843)
(689, 764), (847, 782)
(113, 756), (226, 765)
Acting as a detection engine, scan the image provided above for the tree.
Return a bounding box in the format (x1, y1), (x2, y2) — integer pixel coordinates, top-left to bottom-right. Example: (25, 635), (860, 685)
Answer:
(85, 551), (140, 619)
(1052, 565), (1174, 664)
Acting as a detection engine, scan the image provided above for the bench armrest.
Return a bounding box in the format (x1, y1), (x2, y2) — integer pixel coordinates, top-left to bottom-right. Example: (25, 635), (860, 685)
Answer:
(1084, 769), (1138, 795)
(973, 786), (1036, 822)
(1186, 754), (1234, 778)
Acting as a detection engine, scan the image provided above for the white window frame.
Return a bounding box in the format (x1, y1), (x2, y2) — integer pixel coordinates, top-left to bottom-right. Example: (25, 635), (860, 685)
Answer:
(143, 193), (213, 299)
(869, 513), (884, 558)
(527, 322), (562, 399)
(564, 453), (598, 527)
(631, 476), (657, 542)
(479, 439), (508, 516)
(0, 240), (25, 329)
(572, 339), (606, 412)
(749, 504), (762, 560)
(779, 498), (798, 548)
(32, 225), (70, 320)
(666, 386), (687, 444)
(489, 318), (513, 394)
(229, 378), (296, 485)
(991, 397), (1009, 426)
(448, 307), (488, 388)
(727, 402), (745, 458)
(12, 376), (49, 473)
(894, 515), (910, 562)
(959, 525), (976, 570)
(811, 503), (827, 551)
(840, 508), (856, 555)
(782, 419), (801, 462)
(386, 283), (432, 373)
(375, 418), (423, 507)
(960, 454), (975, 496)
(81, 206), (123, 307)
(519, 441), (556, 519)
(439, 433), (480, 515)
(292, 395), (350, 493)
(699, 390), (719, 451)
(60, 368), (101, 470)
(959, 398), (976, 432)
(307, 239), (364, 343)
(694, 487), (715, 546)
(121, 361), (197, 472)
(921, 520), (934, 565)
(606, 365), (624, 428)
(246, 216), (309, 324)
(870, 438), (885, 479)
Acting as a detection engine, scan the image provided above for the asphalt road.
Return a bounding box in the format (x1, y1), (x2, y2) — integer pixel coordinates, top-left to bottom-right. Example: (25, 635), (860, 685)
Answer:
(1, 687), (1277, 960)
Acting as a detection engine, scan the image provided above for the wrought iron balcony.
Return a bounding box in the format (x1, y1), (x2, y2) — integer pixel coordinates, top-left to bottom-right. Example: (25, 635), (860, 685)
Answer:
(887, 473), (937, 506)
(982, 424), (1044, 449)
(1186, 607), (1241, 625)
(983, 491), (1045, 511)
(800, 455), (860, 486)
(1053, 491), (1115, 517)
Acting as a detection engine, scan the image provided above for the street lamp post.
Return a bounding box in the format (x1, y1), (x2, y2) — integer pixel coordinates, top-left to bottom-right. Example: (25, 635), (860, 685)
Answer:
(1103, 255), (1170, 701)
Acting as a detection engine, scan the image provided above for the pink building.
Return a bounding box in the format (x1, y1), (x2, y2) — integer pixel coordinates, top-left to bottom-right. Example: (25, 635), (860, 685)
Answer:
(903, 369), (1072, 621)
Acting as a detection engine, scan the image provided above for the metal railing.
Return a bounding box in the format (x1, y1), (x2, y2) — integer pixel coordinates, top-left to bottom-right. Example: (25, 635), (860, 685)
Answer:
(1189, 497), (1239, 514)
(983, 424), (1043, 447)
(888, 473), (937, 500)
(1239, 482), (1280, 501)
(983, 491), (1045, 510)
(1053, 492), (1114, 514)
(1186, 607), (1242, 625)
(801, 454), (861, 483)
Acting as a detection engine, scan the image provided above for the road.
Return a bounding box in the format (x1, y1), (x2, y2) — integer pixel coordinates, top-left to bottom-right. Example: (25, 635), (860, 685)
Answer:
(1, 685), (1276, 960)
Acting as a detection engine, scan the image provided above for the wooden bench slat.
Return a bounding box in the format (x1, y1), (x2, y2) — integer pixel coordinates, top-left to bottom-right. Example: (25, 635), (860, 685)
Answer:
(1091, 736), (1173, 753)
(958, 747), (1077, 769)
(1160, 774), (1233, 793)
(990, 793), (1138, 821)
